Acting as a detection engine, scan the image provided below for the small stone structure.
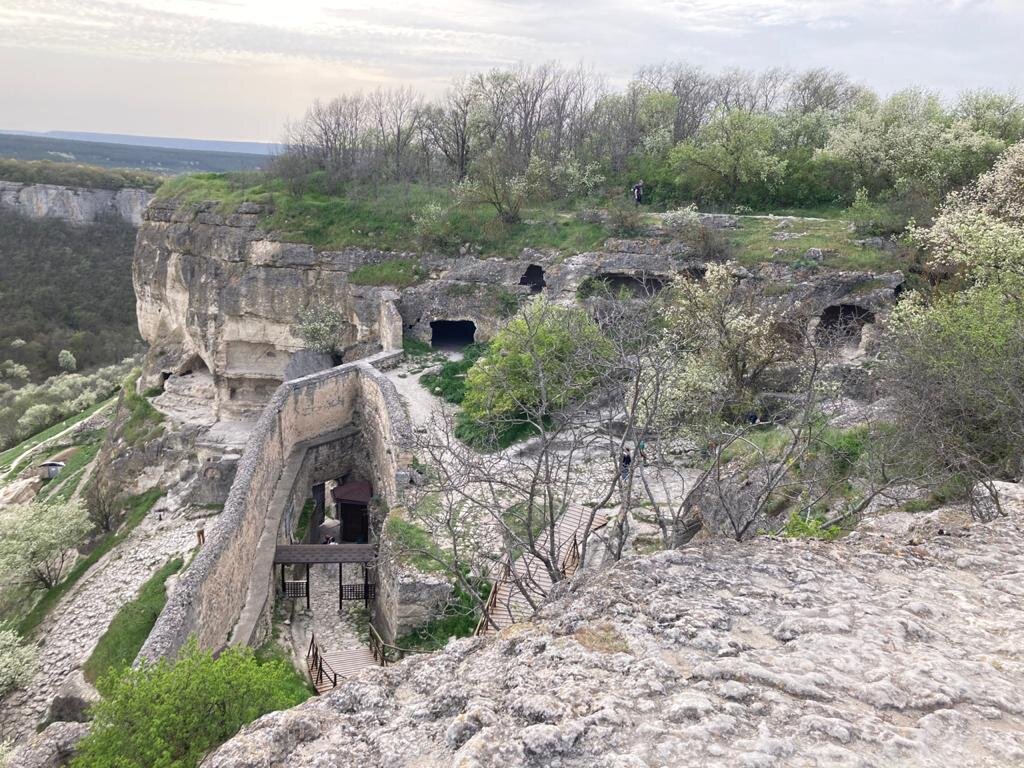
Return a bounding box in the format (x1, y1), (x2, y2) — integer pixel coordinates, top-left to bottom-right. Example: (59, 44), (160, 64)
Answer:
(138, 351), (414, 661)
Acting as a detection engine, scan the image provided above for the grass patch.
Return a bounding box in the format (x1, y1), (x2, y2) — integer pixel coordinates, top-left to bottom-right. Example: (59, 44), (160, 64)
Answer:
(121, 375), (165, 446)
(294, 499), (314, 542)
(0, 158), (162, 191)
(782, 511), (844, 541)
(0, 398), (114, 480)
(348, 258), (427, 288)
(36, 430), (105, 502)
(83, 557), (184, 684)
(729, 216), (906, 273)
(420, 342), (489, 404)
(402, 335), (433, 357)
(17, 488), (163, 636)
(385, 514), (445, 573)
(159, 175), (607, 257)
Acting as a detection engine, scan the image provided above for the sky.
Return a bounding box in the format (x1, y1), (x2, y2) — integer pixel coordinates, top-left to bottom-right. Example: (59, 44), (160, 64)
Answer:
(1, 0), (1022, 142)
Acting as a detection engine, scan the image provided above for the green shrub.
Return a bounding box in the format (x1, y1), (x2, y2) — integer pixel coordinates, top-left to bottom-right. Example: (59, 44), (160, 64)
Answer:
(782, 511), (843, 541)
(396, 578), (489, 651)
(121, 374), (164, 446)
(73, 641), (310, 768)
(606, 200), (643, 236)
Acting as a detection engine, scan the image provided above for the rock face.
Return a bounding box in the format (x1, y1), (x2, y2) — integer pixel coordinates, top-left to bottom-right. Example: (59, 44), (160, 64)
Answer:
(204, 504), (1024, 768)
(0, 181), (151, 225)
(135, 200), (903, 419)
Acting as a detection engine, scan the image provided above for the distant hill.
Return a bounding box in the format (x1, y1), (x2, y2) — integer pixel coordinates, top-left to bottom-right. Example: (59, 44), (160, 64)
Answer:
(0, 133), (268, 174)
(16, 130), (278, 156)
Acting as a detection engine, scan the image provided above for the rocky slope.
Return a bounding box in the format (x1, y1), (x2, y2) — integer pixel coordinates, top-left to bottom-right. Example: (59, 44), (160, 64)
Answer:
(204, 500), (1024, 768)
(0, 181), (151, 225)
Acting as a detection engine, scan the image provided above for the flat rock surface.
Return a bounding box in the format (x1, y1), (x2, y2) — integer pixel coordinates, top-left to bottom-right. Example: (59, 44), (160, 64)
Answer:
(204, 504), (1024, 767)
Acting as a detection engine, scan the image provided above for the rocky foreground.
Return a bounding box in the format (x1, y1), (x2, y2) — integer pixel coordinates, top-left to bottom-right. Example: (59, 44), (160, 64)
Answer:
(205, 501), (1024, 768)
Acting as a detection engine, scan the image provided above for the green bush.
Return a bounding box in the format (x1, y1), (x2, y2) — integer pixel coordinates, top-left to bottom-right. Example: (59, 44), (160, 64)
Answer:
(73, 641), (310, 768)
(396, 578), (489, 651)
(782, 511), (843, 541)
(0, 159), (162, 191)
(402, 335), (433, 357)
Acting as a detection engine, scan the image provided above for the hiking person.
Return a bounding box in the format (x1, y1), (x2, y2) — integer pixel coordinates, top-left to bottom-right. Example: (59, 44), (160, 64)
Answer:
(637, 439), (648, 465)
(195, 518), (206, 547)
(632, 180), (645, 205)
(621, 447), (632, 482)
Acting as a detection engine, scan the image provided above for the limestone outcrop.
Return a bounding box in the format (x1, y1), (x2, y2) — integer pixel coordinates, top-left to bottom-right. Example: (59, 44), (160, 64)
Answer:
(203, 502), (1024, 767)
(0, 181), (151, 225)
(134, 199), (903, 419)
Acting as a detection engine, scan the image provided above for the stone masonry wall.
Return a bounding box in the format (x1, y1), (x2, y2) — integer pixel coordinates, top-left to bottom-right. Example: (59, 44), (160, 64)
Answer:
(137, 351), (410, 662)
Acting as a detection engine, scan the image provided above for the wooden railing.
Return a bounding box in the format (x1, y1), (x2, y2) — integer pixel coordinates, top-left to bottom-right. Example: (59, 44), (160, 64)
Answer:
(368, 623), (428, 667)
(473, 562), (508, 636)
(306, 634), (337, 689)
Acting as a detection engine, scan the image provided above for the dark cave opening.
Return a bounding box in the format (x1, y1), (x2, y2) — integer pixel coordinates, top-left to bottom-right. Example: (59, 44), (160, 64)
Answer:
(816, 304), (875, 346)
(430, 320), (477, 350)
(519, 264), (547, 294)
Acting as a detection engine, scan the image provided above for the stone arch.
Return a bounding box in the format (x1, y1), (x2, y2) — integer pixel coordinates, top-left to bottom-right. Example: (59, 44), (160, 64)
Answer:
(176, 353), (210, 376)
(519, 264), (546, 294)
(430, 320), (476, 350)
(815, 304), (875, 347)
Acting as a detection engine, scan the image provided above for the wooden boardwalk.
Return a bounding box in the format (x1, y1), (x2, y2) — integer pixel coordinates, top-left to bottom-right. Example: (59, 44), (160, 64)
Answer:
(307, 634), (378, 694)
(479, 505), (607, 635)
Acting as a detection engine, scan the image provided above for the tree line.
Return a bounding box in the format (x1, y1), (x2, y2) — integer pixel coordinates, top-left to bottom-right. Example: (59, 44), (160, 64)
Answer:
(277, 62), (1024, 229)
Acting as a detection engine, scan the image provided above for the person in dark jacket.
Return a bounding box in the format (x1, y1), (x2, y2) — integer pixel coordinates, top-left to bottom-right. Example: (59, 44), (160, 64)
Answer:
(632, 180), (645, 205)
(621, 447), (633, 482)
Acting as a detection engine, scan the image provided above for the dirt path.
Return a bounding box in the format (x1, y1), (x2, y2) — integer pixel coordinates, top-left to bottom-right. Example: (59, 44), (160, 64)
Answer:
(0, 506), (196, 743)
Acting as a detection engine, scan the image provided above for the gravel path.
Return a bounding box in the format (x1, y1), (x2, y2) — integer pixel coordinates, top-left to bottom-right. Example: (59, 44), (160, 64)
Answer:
(0, 505), (197, 743)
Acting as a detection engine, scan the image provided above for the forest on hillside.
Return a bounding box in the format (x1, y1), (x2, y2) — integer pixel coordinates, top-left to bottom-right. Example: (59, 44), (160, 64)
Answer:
(0, 210), (141, 382)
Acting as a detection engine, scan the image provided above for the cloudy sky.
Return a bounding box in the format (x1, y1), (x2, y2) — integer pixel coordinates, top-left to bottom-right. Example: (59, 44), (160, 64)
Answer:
(1, 0), (1022, 142)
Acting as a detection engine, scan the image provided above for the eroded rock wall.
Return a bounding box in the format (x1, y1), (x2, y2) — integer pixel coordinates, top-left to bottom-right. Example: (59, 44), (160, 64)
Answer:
(0, 181), (151, 225)
(204, 503), (1024, 768)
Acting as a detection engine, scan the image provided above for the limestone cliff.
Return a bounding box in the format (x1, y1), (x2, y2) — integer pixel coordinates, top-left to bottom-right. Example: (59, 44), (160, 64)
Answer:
(204, 500), (1024, 768)
(0, 181), (151, 225)
(134, 198), (903, 419)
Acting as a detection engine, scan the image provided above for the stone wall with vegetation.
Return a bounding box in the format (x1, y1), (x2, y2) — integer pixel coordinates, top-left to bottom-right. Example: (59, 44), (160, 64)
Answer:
(137, 351), (410, 662)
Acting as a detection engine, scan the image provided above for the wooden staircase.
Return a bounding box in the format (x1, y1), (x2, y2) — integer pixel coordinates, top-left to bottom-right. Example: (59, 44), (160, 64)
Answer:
(306, 634), (377, 695)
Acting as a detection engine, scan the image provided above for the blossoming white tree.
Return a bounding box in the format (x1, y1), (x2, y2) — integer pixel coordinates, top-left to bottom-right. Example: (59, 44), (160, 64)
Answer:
(0, 500), (91, 590)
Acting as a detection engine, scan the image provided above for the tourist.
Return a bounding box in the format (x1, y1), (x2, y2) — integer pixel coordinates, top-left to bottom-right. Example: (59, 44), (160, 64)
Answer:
(195, 518), (206, 547)
(637, 440), (648, 466)
(621, 447), (632, 482)
(632, 180), (645, 206)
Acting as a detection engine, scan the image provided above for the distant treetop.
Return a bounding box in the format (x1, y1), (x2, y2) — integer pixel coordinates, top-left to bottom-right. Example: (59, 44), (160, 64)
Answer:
(0, 159), (163, 192)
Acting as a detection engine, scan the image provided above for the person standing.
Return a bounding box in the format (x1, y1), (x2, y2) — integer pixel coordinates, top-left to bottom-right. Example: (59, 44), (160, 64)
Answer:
(195, 517), (206, 547)
(632, 180), (645, 206)
(621, 447), (633, 482)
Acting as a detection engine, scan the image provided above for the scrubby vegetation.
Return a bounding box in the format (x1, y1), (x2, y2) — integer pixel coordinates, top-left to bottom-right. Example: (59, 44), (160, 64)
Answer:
(72, 641), (310, 768)
(0, 158), (163, 191)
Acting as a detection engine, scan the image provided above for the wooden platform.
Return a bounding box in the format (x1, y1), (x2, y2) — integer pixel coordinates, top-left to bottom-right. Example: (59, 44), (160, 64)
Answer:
(307, 638), (378, 695)
(481, 505), (607, 634)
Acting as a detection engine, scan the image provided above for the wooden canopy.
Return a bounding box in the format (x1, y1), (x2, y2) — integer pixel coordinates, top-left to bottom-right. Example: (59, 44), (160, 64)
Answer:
(273, 543), (375, 564)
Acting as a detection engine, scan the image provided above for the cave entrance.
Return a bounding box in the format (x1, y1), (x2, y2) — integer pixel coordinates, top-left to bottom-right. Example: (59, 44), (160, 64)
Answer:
(598, 273), (666, 298)
(430, 320), (476, 350)
(815, 304), (875, 347)
(519, 264), (547, 294)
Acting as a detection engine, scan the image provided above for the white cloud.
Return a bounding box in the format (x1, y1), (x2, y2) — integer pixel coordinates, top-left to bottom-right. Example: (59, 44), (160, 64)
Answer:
(0, 0), (1021, 139)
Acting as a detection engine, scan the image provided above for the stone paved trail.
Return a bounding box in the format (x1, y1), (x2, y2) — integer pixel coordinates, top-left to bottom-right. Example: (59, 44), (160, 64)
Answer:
(0, 507), (196, 743)
(295, 563), (376, 692)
